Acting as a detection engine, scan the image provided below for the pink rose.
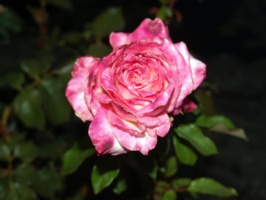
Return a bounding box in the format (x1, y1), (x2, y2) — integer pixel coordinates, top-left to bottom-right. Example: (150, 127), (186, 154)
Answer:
(66, 18), (206, 155)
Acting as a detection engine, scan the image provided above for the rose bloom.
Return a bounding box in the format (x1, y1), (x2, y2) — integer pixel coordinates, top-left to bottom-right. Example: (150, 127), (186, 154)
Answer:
(66, 18), (206, 155)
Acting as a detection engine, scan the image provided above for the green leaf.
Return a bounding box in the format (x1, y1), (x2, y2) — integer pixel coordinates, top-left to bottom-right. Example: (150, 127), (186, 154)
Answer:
(91, 7), (125, 39)
(188, 178), (238, 197)
(46, 0), (73, 10)
(162, 189), (176, 200)
(21, 58), (52, 79)
(91, 157), (120, 194)
(40, 77), (71, 125)
(157, 6), (173, 20)
(210, 124), (248, 141)
(57, 61), (74, 85)
(60, 31), (84, 45)
(87, 43), (112, 57)
(196, 114), (235, 129)
(173, 136), (197, 166)
(14, 142), (38, 163)
(0, 141), (10, 161)
(196, 115), (248, 140)
(0, 8), (22, 44)
(61, 143), (95, 175)
(33, 168), (61, 198)
(134, 154), (158, 180)
(172, 178), (192, 188)
(14, 87), (45, 130)
(175, 124), (218, 156)
(0, 177), (9, 199)
(113, 178), (127, 195)
(15, 164), (37, 186)
(162, 156), (178, 178)
(2, 183), (37, 200)
(0, 72), (24, 89)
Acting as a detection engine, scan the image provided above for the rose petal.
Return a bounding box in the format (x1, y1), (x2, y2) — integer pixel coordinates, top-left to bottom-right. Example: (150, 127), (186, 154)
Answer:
(66, 56), (100, 121)
(110, 18), (170, 48)
(181, 98), (198, 113)
(71, 56), (100, 77)
(172, 42), (206, 112)
(138, 114), (171, 137)
(190, 56), (206, 89)
(112, 126), (157, 155)
(89, 107), (127, 155)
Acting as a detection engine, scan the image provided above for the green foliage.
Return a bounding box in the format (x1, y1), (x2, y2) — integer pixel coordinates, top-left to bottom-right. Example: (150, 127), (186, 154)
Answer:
(46, 0), (73, 10)
(91, 7), (125, 39)
(113, 178), (127, 195)
(0, 6), (22, 44)
(2, 183), (37, 200)
(0, 72), (25, 90)
(196, 114), (248, 140)
(0, 141), (10, 161)
(157, 6), (173, 20)
(162, 189), (176, 200)
(91, 157), (121, 194)
(21, 58), (52, 80)
(162, 156), (178, 178)
(40, 77), (71, 125)
(13, 142), (38, 163)
(175, 124), (218, 156)
(14, 87), (45, 130)
(62, 143), (95, 175)
(196, 114), (235, 129)
(87, 43), (112, 57)
(188, 178), (238, 197)
(173, 135), (197, 165)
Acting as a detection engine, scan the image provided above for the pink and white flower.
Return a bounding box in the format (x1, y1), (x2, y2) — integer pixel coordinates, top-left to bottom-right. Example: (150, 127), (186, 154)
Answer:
(66, 18), (206, 155)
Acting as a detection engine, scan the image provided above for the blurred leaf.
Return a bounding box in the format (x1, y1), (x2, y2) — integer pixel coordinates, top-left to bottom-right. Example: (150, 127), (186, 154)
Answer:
(196, 114), (248, 140)
(0, 177), (9, 199)
(60, 31), (84, 45)
(7, 134), (25, 149)
(47, 0), (73, 10)
(113, 178), (127, 195)
(196, 114), (235, 129)
(91, 7), (125, 39)
(210, 124), (248, 141)
(38, 140), (59, 159)
(15, 164), (37, 186)
(57, 61), (74, 85)
(0, 7), (22, 44)
(175, 124), (218, 156)
(0, 141), (10, 161)
(33, 168), (61, 198)
(21, 58), (51, 79)
(40, 77), (71, 125)
(87, 43), (112, 57)
(188, 178), (238, 197)
(157, 6), (173, 20)
(14, 87), (45, 130)
(91, 157), (120, 194)
(2, 183), (37, 200)
(62, 143), (95, 175)
(162, 156), (178, 178)
(14, 142), (38, 163)
(194, 88), (216, 115)
(173, 136), (197, 166)
(0, 72), (24, 89)
(135, 154), (158, 180)
(162, 189), (176, 200)
(172, 178), (192, 188)
(148, 159), (159, 180)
